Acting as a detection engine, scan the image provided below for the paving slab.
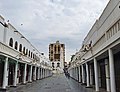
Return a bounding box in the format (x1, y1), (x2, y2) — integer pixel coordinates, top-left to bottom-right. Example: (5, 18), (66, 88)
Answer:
(4, 74), (104, 92)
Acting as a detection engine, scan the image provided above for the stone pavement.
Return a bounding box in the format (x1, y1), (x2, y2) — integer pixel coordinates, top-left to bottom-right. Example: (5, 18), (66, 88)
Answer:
(6, 74), (97, 92)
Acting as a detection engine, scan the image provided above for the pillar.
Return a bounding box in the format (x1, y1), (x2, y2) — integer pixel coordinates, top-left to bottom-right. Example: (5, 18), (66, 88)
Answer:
(40, 68), (41, 79)
(90, 64), (93, 85)
(29, 65), (32, 82)
(2, 57), (8, 89)
(78, 66), (81, 82)
(76, 67), (78, 80)
(74, 67), (75, 79)
(44, 69), (45, 78)
(46, 69), (48, 77)
(34, 66), (36, 80)
(45, 69), (46, 78)
(37, 68), (40, 80)
(98, 63), (101, 87)
(81, 64), (85, 83)
(94, 58), (99, 91)
(86, 63), (90, 87)
(41, 68), (43, 79)
(23, 63), (27, 84)
(105, 59), (110, 92)
(13, 61), (18, 86)
(108, 49), (116, 92)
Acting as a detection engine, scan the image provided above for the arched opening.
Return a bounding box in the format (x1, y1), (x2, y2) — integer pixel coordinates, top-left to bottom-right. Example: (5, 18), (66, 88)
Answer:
(9, 38), (13, 47)
(29, 50), (30, 57)
(26, 49), (28, 56)
(14, 41), (18, 50)
(52, 62), (54, 68)
(23, 47), (25, 55)
(19, 44), (22, 52)
(57, 62), (60, 67)
(31, 52), (33, 58)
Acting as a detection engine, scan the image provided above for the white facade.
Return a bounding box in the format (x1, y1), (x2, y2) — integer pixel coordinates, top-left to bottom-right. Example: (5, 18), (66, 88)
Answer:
(68, 0), (120, 92)
(0, 15), (52, 89)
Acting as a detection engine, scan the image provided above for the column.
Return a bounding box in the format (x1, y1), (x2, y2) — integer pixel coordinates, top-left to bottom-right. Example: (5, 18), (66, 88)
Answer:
(2, 57), (8, 89)
(76, 67), (78, 80)
(105, 59), (110, 92)
(44, 69), (45, 78)
(34, 66), (36, 80)
(86, 63), (90, 87)
(108, 49), (116, 92)
(37, 68), (40, 80)
(74, 67), (76, 79)
(78, 66), (81, 82)
(98, 63), (101, 87)
(23, 63), (27, 84)
(45, 69), (46, 77)
(29, 65), (32, 82)
(46, 69), (48, 77)
(40, 68), (41, 79)
(72, 68), (73, 78)
(90, 64), (93, 85)
(94, 58), (99, 91)
(13, 61), (18, 86)
(41, 68), (43, 79)
(74, 68), (76, 79)
(81, 64), (85, 83)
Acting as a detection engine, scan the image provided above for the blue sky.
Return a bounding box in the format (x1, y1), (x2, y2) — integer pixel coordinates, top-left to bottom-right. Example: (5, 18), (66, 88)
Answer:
(0, 0), (109, 62)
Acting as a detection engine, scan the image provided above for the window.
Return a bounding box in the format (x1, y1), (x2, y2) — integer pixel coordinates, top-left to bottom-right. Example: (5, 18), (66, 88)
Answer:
(58, 46), (60, 52)
(54, 54), (60, 59)
(50, 58), (53, 61)
(51, 51), (53, 54)
(33, 54), (34, 59)
(31, 52), (33, 58)
(57, 63), (60, 67)
(52, 62), (54, 68)
(61, 44), (64, 48)
(29, 50), (30, 57)
(14, 41), (18, 50)
(19, 44), (22, 52)
(23, 47), (25, 54)
(54, 45), (56, 52)
(9, 38), (13, 47)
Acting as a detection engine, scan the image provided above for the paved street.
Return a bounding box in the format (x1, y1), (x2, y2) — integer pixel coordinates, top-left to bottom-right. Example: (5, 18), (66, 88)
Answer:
(6, 74), (97, 92)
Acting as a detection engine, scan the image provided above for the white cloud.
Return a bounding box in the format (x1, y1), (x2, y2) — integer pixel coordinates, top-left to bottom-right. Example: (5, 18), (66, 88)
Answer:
(0, 0), (109, 61)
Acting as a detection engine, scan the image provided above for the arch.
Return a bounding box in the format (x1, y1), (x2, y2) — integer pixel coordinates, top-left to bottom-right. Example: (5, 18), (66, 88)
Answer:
(19, 44), (22, 52)
(26, 49), (28, 56)
(33, 54), (35, 59)
(29, 50), (30, 57)
(14, 41), (18, 50)
(9, 38), (13, 47)
(23, 47), (25, 55)
(52, 62), (54, 68)
(57, 62), (60, 67)
(31, 52), (33, 58)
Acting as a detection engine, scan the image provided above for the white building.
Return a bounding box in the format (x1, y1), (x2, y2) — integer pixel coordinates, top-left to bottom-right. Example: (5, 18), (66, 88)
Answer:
(68, 0), (120, 92)
(0, 15), (52, 90)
